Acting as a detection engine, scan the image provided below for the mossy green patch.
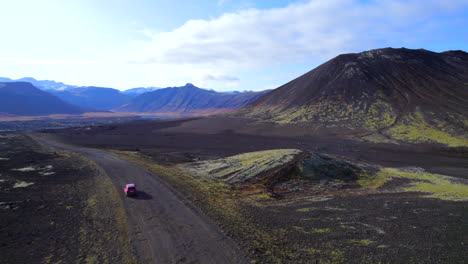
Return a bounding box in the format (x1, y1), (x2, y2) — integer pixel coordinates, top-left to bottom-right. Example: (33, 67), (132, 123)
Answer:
(293, 225), (308, 233)
(304, 248), (321, 254)
(86, 196), (97, 208)
(360, 168), (468, 201)
(293, 226), (331, 234)
(242, 93), (399, 133)
(184, 149), (302, 184)
(377, 245), (390, 248)
(347, 239), (374, 246)
(312, 228), (331, 233)
(386, 110), (468, 147)
(339, 224), (355, 230)
(358, 170), (394, 189)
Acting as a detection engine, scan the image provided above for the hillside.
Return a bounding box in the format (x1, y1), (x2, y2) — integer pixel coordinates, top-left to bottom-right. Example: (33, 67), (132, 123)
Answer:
(236, 48), (468, 146)
(0, 82), (85, 116)
(116, 83), (270, 114)
(49, 87), (133, 110)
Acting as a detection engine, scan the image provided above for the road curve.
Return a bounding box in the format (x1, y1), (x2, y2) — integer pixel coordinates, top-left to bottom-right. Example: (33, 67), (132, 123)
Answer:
(30, 133), (246, 264)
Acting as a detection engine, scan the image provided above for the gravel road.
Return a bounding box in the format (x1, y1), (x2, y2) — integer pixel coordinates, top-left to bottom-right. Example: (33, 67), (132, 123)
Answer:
(30, 133), (245, 264)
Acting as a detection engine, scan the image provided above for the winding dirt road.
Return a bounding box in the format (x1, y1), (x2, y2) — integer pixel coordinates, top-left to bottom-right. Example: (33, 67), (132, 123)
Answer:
(30, 134), (245, 264)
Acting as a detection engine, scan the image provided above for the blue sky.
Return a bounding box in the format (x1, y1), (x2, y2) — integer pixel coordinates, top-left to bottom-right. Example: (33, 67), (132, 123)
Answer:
(0, 0), (467, 91)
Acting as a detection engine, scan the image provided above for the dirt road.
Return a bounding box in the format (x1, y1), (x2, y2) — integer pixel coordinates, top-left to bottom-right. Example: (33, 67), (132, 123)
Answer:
(30, 133), (245, 264)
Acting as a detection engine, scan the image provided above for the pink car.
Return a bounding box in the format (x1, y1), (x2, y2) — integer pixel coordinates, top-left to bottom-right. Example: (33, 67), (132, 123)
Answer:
(124, 184), (137, 197)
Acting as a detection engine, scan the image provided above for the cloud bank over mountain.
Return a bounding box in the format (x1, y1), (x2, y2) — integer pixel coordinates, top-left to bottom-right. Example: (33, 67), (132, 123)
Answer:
(1, 0), (466, 91)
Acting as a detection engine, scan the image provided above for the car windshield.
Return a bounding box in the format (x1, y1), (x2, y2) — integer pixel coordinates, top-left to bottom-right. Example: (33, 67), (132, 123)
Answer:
(128, 187), (136, 191)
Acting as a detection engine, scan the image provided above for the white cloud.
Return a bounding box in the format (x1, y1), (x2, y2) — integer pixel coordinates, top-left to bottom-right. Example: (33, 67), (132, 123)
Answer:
(202, 74), (240, 83)
(127, 0), (467, 71)
(2, 0), (466, 91)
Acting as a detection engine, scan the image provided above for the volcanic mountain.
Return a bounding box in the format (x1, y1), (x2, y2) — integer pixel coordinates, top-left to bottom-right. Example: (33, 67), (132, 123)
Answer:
(235, 48), (468, 146)
(0, 82), (86, 116)
(116, 83), (270, 115)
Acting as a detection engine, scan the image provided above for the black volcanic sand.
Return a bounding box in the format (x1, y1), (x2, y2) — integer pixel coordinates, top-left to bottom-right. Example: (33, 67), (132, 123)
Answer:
(0, 133), (135, 264)
(233, 193), (467, 263)
(0, 116), (141, 133)
(46, 117), (468, 263)
(47, 117), (468, 179)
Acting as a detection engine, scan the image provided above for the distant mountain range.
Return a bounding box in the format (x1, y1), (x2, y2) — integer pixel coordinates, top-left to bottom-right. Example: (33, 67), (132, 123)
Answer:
(116, 83), (270, 114)
(0, 77), (76, 91)
(236, 48), (468, 145)
(0, 82), (86, 116)
(0, 77), (159, 95)
(0, 78), (270, 117)
(48, 87), (133, 110)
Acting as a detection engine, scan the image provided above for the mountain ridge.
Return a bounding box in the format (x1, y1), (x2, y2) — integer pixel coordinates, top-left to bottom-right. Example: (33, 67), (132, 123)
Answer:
(234, 47), (468, 146)
(117, 83), (271, 114)
(48, 86), (133, 110)
(0, 82), (87, 116)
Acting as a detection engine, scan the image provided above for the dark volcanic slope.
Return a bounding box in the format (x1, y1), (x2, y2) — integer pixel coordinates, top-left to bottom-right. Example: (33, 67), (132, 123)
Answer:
(0, 82), (85, 116)
(49, 87), (132, 110)
(236, 48), (468, 145)
(117, 83), (270, 114)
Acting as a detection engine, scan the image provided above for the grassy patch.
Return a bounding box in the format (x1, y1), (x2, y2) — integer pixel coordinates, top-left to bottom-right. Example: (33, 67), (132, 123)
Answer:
(183, 149), (302, 184)
(358, 170), (393, 189)
(86, 196), (97, 208)
(242, 93), (399, 133)
(347, 239), (374, 246)
(359, 168), (468, 201)
(386, 111), (468, 147)
(293, 226), (331, 234)
(312, 228), (331, 233)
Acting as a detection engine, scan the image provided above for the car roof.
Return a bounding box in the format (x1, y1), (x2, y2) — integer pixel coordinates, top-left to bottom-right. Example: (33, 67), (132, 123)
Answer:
(126, 184), (135, 188)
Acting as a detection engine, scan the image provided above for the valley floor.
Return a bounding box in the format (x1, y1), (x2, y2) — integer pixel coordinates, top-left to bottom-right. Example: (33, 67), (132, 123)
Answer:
(43, 117), (468, 263)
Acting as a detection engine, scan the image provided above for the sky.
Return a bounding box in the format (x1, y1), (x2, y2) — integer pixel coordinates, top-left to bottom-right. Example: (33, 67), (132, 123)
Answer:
(0, 0), (467, 91)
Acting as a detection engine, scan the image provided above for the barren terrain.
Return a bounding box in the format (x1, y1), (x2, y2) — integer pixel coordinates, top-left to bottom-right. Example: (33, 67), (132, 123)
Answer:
(30, 133), (246, 264)
(0, 133), (135, 264)
(43, 117), (468, 263)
